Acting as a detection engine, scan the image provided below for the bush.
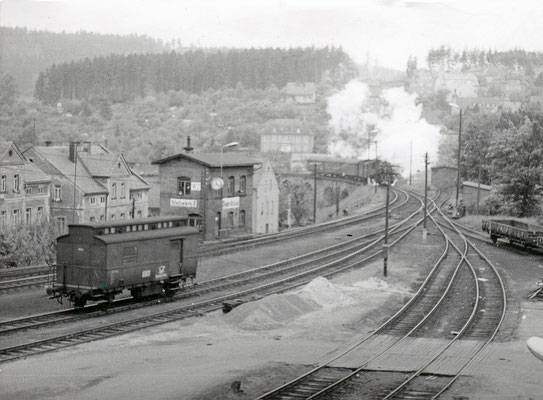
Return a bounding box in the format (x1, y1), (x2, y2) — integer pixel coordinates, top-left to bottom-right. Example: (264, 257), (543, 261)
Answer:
(0, 223), (56, 268)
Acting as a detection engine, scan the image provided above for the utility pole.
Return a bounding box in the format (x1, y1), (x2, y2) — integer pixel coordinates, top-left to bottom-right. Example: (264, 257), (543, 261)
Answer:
(313, 163), (318, 224)
(72, 143), (78, 224)
(131, 197), (136, 219)
(456, 108), (463, 208)
(335, 182), (340, 217)
(423, 152), (429, 243)
(476, 167), (481, 215)
(383, 177), (390, 278)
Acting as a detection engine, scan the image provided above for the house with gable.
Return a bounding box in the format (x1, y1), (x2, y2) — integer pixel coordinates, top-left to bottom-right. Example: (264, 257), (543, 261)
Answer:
(434, 72), (479, 101)
(252, 159), (279, 234)
(284, 82), (316, 104)
(0, 141), (51, 227)
(24, 142), (149, 232)
(260, 119), (314, 154)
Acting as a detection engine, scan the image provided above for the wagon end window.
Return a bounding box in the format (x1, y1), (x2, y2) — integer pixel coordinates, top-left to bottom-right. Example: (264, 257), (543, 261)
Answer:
(122, 246), (138, 265)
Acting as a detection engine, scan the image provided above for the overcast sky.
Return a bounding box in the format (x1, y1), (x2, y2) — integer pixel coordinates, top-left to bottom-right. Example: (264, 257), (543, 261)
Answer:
(2, 0), (543, 69)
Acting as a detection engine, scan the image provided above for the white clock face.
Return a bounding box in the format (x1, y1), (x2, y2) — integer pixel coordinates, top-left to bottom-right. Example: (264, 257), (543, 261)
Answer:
(211, 177), (224, 190)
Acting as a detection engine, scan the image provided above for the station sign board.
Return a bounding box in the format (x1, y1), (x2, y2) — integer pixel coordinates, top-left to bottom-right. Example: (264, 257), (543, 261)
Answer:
(222, 196), (240, 209)
(170, 198), (198, 208)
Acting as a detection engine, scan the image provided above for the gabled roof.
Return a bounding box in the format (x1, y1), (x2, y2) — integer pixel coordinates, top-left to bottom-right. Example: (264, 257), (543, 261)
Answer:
(27, 146), (108, 195)
(0, 141), (25, 165)
(284, 82), (316, 96)
(78, 153), (130, 177)
(20, 162), (51, 184)
(290, 153), (363, 165)
(152, 152), (260, 168)
(127, 173), (149, 191)
(261, 118), (312, 136)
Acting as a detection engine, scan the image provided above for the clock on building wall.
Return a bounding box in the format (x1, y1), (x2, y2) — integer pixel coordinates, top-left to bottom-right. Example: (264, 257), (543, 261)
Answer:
(210, 177), (224, 190)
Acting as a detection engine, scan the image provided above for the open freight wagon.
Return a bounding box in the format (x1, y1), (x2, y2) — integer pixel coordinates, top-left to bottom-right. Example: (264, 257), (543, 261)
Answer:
(482, 219), (543, 248)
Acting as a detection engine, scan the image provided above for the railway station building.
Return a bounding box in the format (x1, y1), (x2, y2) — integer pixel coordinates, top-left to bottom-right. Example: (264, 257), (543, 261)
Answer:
(24, 142), (150, 233)
(0, 141), (51, 227)
(153, 151), (268, 241)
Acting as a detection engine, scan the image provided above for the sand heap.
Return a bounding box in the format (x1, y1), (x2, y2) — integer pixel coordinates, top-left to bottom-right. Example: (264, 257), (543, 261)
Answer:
(224, 277), (354, 331)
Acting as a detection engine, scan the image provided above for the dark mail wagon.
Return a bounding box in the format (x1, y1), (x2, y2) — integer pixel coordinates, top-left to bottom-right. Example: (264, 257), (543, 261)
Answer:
(47, 216), (200, 307)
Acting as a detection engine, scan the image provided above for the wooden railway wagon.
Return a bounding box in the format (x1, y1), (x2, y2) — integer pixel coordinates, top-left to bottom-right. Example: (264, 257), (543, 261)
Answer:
(47, 216), (200, 308)
(482, 219), (543, 247)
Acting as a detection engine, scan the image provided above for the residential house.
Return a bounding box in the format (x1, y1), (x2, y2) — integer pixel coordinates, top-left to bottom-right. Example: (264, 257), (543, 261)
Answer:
(434, 72), (479, 101)
(0, 141), (51, 227)
(153, 151), (261, 241)
(252, 159), (279, 234)
(284, 82), (316, 104)
(76, 146), (150, 221)
(24, 142), (149, 233)
(260, 119), (314, 154)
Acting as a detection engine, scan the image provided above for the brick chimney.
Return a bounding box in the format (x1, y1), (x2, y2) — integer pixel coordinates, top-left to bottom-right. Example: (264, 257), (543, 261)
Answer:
(183, 136), (194, 153)
(69, 142), (79, 163)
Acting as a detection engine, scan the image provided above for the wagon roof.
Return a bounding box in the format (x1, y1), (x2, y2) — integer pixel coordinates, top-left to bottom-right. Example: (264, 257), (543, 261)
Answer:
(95, 226), (200, 244)
(70, 215), (189, 229)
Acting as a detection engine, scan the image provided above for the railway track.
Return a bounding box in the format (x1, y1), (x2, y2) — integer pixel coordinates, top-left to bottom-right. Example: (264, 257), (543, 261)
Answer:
(0, 190), (417, 335)
(255, 192), (507, 400)
(0, 188), (405, 292)
(0, 189), (426, 364)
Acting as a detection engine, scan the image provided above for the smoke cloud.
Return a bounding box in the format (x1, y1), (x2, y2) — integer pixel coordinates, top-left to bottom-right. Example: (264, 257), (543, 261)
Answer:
(327, 79), (442, 177)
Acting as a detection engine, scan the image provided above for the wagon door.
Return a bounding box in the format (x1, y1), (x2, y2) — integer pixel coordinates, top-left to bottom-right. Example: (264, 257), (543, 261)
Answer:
(169, 239), (183, 275)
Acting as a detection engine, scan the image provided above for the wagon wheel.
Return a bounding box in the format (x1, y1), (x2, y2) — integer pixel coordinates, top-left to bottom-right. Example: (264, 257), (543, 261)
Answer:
(130, 288), (143, 301)
(74, 294), (87, 308)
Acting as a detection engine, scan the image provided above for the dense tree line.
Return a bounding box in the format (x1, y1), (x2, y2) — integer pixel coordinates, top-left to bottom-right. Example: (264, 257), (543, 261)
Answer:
(34, 47), (355, 104)
(426, 46), (543, 74)
(0, 27), (166, 95)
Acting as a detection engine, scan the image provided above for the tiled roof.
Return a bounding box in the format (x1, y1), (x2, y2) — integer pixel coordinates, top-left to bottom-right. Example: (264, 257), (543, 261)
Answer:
(262, 119), (311, 135)
(78, 153), (120, 177)
(284, 82), (316, 96)
(291, 153), (362, 165)
(32, 146), (108, 194)
(462, 181), (493, 191)
(20, 162), (51, 183)
(130, 163), (159, 176)
(152, 152), (260, 168)
(127, 173), (149, 190)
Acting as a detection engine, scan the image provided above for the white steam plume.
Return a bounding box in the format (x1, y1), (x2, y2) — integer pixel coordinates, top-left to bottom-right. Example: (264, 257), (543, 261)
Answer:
(327, 79), (442, 177)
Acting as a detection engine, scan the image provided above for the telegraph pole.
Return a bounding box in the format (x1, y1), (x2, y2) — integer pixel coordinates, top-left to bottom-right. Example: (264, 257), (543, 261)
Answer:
(383, 178), (390, 277)
(313, 163), (317, 223)
(423, 152), (429, 243)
